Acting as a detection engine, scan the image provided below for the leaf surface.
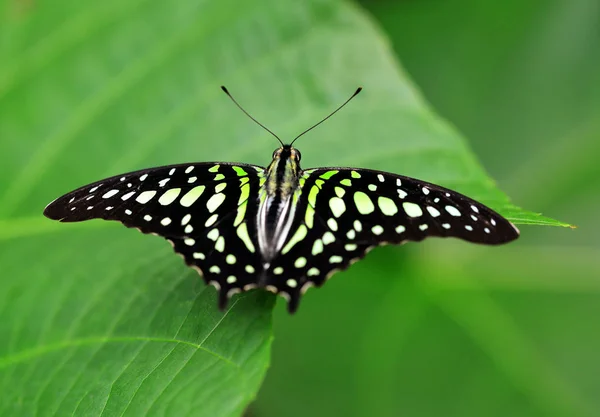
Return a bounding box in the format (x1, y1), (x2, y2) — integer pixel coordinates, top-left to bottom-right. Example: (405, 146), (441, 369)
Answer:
(0, 0), (566, 415)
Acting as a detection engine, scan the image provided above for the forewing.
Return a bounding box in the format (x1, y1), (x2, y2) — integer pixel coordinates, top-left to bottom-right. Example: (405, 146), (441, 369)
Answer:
(44, 162), (265, 308)
(266, 167), (519, 312)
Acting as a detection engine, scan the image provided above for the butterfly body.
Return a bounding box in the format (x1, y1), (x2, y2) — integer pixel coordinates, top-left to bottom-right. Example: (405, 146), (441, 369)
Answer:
(257, 146), (302, 263)
(43, 87), (519, 313)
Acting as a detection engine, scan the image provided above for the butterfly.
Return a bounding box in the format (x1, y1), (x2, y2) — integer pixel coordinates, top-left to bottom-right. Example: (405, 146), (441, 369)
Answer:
(44, 87), (519, 313)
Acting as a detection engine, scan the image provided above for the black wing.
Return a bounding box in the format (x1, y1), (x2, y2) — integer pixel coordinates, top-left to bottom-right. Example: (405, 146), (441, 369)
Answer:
(44, 162), (266, 309)
(265, 167), (519, 312)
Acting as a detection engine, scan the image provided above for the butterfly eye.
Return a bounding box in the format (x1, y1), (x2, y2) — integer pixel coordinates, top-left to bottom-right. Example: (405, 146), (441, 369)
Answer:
(295, 150), (301, 161)
(272, 149), (279, 159)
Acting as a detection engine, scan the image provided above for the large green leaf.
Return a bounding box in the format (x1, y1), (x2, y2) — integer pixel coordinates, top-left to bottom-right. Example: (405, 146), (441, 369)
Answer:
(253, 1), (596, 417)
(0, 0), (565, 415)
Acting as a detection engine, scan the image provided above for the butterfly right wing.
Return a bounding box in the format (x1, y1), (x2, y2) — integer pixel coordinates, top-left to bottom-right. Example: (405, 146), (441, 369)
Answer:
(44, 162), (266, 308)
(264, 167), (519, 312)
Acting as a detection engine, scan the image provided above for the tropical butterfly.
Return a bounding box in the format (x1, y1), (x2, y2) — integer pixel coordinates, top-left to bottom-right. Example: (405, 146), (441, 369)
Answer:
(44, 87), (519, 313)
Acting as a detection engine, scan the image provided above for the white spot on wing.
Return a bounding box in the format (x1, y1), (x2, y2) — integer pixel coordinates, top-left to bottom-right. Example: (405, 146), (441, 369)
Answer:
(205, 214), (218, 227)
(445, 206), (461, 217)
(322, 232), (335, 245)
(329, 197), (346, 218)
(329, 255), (343, 263)
(294, 257), (307, 268)
(403, 202), (423, 217)
(102, 189), (119, 199)
(307, 268), (319, 277)
(327, 218), (338, 231)
(426, 206), (441, 217)
(158, 188), (181, 205)
(206, 193), (225, 213)
(372, 225), (384, 235)
(136, 190), (156, 204)
(121, 191), (135, 201)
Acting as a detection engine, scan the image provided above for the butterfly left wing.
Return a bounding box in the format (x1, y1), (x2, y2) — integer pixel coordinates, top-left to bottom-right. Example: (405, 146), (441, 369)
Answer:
(265, 167), (519, 312)
(44, 162), (266, 309)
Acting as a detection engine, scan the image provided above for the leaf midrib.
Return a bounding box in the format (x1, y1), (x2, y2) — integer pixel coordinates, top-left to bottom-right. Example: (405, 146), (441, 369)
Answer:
(0, 335), (241, 372)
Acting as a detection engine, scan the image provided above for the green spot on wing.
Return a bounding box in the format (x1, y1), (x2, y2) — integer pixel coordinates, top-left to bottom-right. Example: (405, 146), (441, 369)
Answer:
(305, 204), (315, 228)
(234, 200), (247, 227)
(308, 185), (319, 207)
(353, 191), (374, 214)
(237, 222), (256, 253)
(282, 225), (307, 254)
(320, 170), (338, 179)
(180, 185), (205, 207)
(233, 166), (247, 176)
(378, 196), (398, 216)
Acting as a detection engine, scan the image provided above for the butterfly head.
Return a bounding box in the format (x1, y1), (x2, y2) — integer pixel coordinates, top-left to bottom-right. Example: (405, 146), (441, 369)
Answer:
(269, 145), (302, 174)
(272, 145), (302, 163)
(264, 145), (303, 196)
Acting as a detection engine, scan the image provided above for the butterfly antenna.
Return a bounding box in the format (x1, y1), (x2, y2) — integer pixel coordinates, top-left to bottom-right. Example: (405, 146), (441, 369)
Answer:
(221, 86), (284, 146)
(290, 87), (362, 146)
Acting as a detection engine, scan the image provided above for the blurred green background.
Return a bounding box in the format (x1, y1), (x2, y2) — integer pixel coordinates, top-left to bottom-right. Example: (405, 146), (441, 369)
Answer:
(1, 0), (598, 416)
(255, 1), (600, 417)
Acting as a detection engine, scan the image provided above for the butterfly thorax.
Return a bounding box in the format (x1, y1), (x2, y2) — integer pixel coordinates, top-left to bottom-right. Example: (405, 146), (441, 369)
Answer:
(256, 146), (302, 263)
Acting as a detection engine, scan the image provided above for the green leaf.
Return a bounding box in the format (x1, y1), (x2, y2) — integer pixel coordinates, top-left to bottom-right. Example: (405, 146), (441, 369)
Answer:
(0, 229), (274, 416)
(0, 0), (567, 416)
